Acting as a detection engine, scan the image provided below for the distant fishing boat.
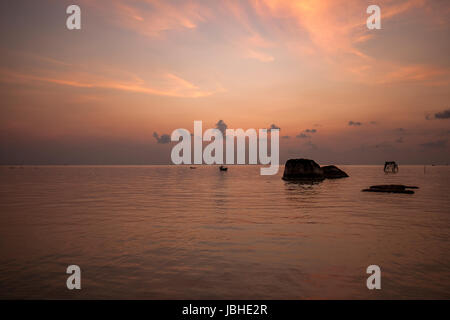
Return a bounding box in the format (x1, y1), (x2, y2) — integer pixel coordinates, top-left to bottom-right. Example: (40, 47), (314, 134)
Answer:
(219, 166), (228, 171)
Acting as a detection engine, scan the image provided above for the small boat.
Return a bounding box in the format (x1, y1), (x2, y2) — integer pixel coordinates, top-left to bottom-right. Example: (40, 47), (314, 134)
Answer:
(219, 166), (228, 171)
(189, 166), (197, 169)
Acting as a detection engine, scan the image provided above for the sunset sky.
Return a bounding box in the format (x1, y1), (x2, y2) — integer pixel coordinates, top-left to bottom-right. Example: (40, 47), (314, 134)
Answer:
(0, 0), (449, 164)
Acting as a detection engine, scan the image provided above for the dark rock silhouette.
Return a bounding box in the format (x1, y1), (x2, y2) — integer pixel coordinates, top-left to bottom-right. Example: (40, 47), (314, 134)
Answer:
(322, 165), (349, 179)
(362, 184), (418, 194)
(282, 159), (324, 180)
(282, 159), (349, 180)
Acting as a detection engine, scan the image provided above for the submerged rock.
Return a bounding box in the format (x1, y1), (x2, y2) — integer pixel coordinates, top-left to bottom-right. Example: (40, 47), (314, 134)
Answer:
(322, 165), (349, 179)
(282, 159), (324, 180)
(362, 184), (418, 194)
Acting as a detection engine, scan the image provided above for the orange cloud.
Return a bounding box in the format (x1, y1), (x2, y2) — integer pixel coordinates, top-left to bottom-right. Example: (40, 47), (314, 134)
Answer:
(81, 0), (442, 76)
(376, 64), (450, 84)
(84, 0), (211, 37)
(0, 67), (222, 98)
(249, 0), (426, 55)
(245, 0), (447, 85)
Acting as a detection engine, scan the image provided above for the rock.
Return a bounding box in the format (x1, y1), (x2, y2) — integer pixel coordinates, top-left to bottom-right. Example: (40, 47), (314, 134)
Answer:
(282, 159), (324, 180)
(370, 184), (418, 190)
(282, 159), (350, 181)
(321, 165), (349, 179)
(362, 184), (418, 194)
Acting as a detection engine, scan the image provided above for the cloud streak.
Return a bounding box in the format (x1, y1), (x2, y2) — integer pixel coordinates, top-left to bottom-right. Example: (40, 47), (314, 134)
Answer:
(420, 140), (447, 148)
(86, 0), (212, 37)
(0, 68), (221, 98)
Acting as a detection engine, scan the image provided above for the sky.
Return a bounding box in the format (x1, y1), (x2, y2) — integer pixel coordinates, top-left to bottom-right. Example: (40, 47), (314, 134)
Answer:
(0, 0), (449, 165)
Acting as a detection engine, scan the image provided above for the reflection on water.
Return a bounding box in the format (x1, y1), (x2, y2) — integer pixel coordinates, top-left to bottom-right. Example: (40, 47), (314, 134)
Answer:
(0, 165), (449, 299)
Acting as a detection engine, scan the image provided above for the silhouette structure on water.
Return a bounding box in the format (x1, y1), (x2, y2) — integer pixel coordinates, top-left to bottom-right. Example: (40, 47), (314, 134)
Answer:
(384, 161), (398, 173)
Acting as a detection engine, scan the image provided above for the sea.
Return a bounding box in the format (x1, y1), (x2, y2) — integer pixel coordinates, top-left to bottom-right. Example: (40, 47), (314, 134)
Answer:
(0, 165), (449, 299)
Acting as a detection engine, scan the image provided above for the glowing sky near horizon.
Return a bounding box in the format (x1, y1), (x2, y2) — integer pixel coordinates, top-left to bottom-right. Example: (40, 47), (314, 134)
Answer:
(0, 0), (449, 164)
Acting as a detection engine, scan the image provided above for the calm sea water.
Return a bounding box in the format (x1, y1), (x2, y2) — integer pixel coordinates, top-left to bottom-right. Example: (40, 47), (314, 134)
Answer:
(0, 165), (449, 299)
